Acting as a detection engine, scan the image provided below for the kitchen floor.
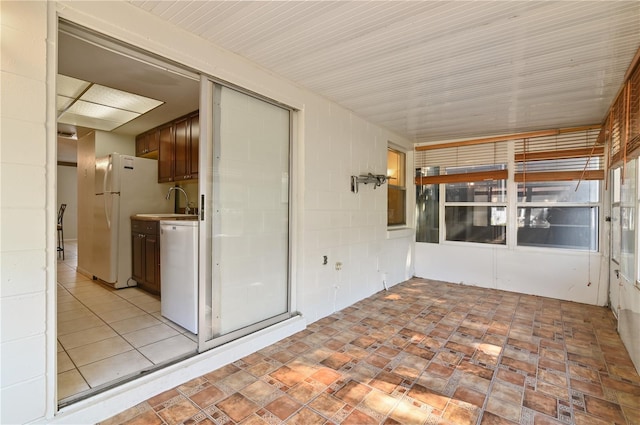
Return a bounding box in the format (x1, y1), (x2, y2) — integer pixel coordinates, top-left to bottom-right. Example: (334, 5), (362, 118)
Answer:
(100, 277), (640, 424)
(57, 241), (198, 404)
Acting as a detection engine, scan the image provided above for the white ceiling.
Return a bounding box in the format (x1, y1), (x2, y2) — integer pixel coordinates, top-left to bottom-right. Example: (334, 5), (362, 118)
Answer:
(129, 1), (640, 144)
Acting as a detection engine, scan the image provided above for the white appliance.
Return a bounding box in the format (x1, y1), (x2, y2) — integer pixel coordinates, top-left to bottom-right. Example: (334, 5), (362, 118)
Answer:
(91, 153), (173, 288)
(160, 220), (198, 333)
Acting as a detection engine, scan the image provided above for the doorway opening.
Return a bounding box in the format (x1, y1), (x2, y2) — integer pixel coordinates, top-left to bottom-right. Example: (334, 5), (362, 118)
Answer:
(55, 20), (295, 408)
(56, 20), (201, 405)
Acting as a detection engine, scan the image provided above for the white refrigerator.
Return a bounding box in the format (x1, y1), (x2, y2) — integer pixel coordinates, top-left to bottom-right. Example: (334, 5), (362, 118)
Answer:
(92, 153), (173, 288)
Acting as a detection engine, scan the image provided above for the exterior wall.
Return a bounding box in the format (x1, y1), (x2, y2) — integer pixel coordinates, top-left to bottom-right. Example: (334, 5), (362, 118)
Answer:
(0, 1), (415, 423)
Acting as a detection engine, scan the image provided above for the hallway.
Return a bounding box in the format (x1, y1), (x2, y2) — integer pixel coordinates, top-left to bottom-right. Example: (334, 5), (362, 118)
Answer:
(99, 278), (640, 425)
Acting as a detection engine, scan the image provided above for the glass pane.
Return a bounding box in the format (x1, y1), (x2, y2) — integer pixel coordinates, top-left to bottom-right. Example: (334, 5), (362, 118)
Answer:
(388, 187), (406, 226)
(612, 205), (621, 263)
(445, 206), (506, 244)
(613, 167), (621, 203)
(621, 160), (636, 281)
(517, 180), (599, 203)
(387, 148), (405, 187)
(445, 180), (507, 203)
(212, 87), (290, 337)
(517, 206), (598, 250)
(416, 183), (439, 243)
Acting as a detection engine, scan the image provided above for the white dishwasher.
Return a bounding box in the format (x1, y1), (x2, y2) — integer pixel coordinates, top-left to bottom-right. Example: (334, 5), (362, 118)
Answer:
(160, 220), (198, 334)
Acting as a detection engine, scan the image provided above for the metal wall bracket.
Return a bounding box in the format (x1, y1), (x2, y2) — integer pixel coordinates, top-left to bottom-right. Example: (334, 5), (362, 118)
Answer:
(350, 173), (388, 193)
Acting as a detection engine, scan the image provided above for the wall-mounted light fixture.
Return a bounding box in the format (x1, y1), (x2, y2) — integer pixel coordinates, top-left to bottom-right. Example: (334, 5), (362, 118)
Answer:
(350, 173), (388, 193)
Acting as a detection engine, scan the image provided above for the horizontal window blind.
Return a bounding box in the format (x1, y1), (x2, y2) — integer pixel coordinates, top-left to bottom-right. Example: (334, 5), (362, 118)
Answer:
(515, 129), (603, 182)
(627, 65), (640, 156)
(415, 143), (508, 169)
(415, 142), (508, 184)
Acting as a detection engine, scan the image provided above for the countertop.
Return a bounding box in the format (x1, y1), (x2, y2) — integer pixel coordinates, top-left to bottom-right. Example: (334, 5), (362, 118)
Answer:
(131, 213), (199, 221)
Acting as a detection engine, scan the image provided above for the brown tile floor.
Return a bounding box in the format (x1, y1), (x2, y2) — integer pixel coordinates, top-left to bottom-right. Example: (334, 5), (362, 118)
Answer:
(100, 278), (640, 425)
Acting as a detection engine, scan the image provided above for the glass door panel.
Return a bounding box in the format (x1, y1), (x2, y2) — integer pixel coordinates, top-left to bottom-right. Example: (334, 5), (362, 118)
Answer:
(201, 85), (291, 348)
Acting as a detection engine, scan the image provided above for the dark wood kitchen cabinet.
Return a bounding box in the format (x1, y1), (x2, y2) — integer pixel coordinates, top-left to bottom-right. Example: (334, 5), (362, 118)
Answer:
(131, 219), (161, 295)
(135, 128), (159, 158)
(157, 123), (174, 183)
(174, 112), (199, 181)
(141, 110), (199, 183)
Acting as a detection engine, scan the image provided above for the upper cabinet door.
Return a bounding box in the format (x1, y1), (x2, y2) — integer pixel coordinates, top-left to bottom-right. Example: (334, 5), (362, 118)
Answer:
(174, 117), (190, 181)
(189, 112), (199, 179)
(158, 124), (174, 183)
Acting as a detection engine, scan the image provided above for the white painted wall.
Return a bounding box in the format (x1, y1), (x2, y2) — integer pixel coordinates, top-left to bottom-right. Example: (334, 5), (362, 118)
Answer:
(415, 242), (608, 305)
(56, 165), (77, 240)
(94, 131), (134, 158)
(1, 1), (415, 423)
(0, 2), (50, 424)
(76, 131), (95, 277)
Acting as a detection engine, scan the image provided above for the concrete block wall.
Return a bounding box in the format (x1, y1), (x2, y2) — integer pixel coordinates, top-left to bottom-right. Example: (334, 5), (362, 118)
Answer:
(1, 2), (51, 423)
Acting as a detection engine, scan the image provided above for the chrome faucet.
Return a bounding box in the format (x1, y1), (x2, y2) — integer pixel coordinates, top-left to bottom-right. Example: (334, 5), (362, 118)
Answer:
(166, 186), (190, 214)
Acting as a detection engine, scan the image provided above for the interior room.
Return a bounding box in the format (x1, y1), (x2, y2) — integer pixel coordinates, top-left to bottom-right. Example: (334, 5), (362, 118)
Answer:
(2, 2), (640, 425)
(54, 25), (203, 404)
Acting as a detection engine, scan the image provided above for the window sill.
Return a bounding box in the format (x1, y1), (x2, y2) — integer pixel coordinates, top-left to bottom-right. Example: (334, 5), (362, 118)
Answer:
(386, 227), (415, 239)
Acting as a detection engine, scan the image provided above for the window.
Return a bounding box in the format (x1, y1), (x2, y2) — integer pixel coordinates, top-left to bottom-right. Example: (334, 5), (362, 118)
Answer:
(516, 180), (599, 250)
(415, 140), (508, 245)
(621, 160), (636, 281)
(444, 165), (507, 244)
(387, 147), (406, 226)
(415, 127), (603, 250)
(416, 167), (439, 243)
(515, 130), (602, 251)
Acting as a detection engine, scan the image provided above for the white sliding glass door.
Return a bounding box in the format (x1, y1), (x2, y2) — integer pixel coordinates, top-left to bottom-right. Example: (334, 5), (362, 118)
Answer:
(199, 83), (291, 348)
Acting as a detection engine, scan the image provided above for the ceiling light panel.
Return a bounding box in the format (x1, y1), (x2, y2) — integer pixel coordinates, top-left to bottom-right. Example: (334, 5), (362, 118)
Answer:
(56, 74), (164, 132)
(57, 74), (90, 98)
(81, 85), (163, 114)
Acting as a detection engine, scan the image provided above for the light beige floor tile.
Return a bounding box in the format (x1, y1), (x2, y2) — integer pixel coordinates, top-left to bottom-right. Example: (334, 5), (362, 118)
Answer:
(110, 314), (163, 334)
(58, 315), (105, 336)
(123, 323), (180, 348)
(87, 299), (133, 313)
(115, 288), (155, 301)
(58, 324), (118, 350)
(138, 334), (197, 364)
(58, 369), (90, 400)
(58, 351), (76, 373)
(79, 350), (153, 388)
(58, 340), (64, 352)
(67, 336), (134, 367)
(58, 308), (97, 323)
(60, 280), (99, 290)
(135, 299), (161, 313)
(99, 305), (148, 323)
(68, 286), (114, 299)
(57, 273), (92, 285)
(57, 300), (86, 313)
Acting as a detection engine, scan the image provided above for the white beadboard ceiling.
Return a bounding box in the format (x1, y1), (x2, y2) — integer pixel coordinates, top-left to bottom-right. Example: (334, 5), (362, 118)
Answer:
(129, 1), (640, 144)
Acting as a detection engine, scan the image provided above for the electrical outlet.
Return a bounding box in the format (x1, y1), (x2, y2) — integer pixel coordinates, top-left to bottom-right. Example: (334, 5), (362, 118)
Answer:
(335, 262), (343, 271)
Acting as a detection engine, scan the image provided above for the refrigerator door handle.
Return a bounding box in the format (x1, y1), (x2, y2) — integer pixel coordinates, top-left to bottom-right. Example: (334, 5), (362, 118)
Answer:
(105, 157), (113, 229)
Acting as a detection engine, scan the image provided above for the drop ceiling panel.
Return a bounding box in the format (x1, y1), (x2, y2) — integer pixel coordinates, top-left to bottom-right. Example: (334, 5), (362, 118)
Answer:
(130, 1), (640, 143)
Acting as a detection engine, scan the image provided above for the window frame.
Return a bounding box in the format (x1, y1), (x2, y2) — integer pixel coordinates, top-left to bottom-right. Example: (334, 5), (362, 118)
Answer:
(387, 145), (407, 228)
(415, 128), (604, 251)
(442, 171), (509, 246)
